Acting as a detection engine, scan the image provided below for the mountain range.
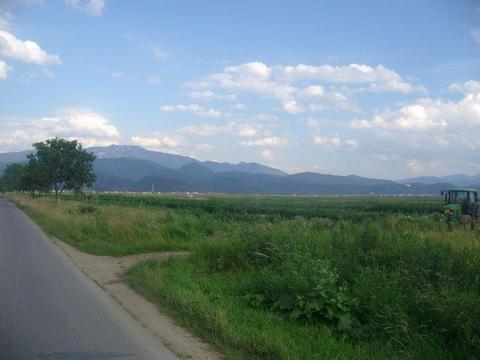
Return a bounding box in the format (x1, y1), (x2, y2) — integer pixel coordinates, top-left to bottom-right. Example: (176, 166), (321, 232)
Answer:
(401, 174), (480, 187)
(0, 145), (477, 195)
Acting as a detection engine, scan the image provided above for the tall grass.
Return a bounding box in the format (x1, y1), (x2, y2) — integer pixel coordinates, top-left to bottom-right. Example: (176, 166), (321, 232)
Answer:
(7, 192), (480, 358)
(128, 215), (478, 359)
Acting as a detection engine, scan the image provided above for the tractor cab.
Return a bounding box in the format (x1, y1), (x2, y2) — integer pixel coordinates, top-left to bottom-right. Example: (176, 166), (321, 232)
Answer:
(441, 189), (479, 220)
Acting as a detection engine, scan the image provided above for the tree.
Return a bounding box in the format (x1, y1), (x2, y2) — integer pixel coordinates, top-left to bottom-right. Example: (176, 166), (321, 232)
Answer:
(65, 143), (97, 194)
(30, 138), (96, 199)
(22, 158), (51, 198)
(2, 163), (26, 192)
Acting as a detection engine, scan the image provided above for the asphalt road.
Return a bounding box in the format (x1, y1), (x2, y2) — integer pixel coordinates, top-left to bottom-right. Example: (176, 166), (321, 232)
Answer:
(0, 197), (177, 360)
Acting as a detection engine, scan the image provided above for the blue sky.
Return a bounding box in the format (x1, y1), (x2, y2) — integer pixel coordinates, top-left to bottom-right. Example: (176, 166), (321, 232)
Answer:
(0, 0), (479, 179)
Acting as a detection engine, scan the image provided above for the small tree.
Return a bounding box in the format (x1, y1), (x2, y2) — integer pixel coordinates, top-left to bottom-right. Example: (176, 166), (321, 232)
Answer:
(22, 158), (51, 198)
(30, 138), (96, 199)
(66, 143), (97, 194)
(3, 163), (26, 192)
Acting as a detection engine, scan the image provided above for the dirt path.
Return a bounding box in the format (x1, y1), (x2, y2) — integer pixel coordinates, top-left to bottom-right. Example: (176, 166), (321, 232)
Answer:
(52, 239), (223, 360)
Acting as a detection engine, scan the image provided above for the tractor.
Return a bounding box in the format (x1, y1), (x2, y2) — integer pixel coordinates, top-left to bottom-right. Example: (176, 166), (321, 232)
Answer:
(441, 189), (480, 229)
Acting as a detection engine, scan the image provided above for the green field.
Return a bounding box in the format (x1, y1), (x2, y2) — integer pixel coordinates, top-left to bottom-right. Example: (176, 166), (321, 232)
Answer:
(7, 193), (480, 359)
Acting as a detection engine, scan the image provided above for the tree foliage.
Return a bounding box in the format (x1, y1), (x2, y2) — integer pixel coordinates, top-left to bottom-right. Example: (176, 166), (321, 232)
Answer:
(2, 163), (26, 192)
(0, 138), (96, 198)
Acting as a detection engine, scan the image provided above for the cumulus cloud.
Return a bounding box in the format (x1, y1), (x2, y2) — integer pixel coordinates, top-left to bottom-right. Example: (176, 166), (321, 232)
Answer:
(351, 81), (480, 134)
(240, 136), (288, 147)
(0, 12), (13, 31)
(188, 90), (237, 101)
(0, 60), (12, 79)
(313, 135), (357, 149)
(231, 103), (246, 110)
(160, 104), (221, 118)
(0, 30), (61, 65)
(185, 61), (418, 114)
(0, 108), (120, 151)
(182, 121), (261, 138)
(131, 133), (186, 151)
(65, 0), (105, 16)
(349, 80), (480, 169)
(277, 63), (424, 93)
(130, 131), (217, 154)
(448, 80), (480, 94)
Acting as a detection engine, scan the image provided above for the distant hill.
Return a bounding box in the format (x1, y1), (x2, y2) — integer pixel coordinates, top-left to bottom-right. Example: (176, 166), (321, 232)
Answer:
(0, 144), (474, 195)
(89, 145), (195, 169)
(202, 160), (285, 176)
(89, 145), (285, 176)
(0, 150), (32, 164)
(92, 169), (455, 195)
(401, 173), (480, 187)
(287, 172), (394, 186)
(93, 158), (181, 181)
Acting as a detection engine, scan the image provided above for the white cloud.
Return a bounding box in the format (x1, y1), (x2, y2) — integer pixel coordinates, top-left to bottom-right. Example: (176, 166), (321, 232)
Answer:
(261, 149), (275, 161)
(182, 121), (261, 138)
(0, 108), (120, 151)
(185, 61), (418, 115)
(182, 124), (224, 136)
(160, 104), (221, 118)
(349, 80), (480, 165)
(131, 131), (216, 154)
(65, 0), (105, 16)
(240, 136), (288, 147)
(276, 63), (424, 93)
(0, 30), (61, 65)
(283, 99), (304, 114)
(188, 90), (236, 101)
(448, 80), (480, 94)
(0, 60), (12, 79)
(351, 82), (480, 134)
(313, 135), (357, 149)
(0, 12), (13, 31)
(185, 61), (296, 101)
(231, 103), (246, 110)
(237, 124), (257, 137)
(131, 133), (186, 151)
(254, 114), (279, 122)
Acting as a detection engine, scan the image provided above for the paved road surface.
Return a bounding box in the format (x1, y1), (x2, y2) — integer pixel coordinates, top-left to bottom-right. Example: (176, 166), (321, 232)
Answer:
(0, 197), (177, 360)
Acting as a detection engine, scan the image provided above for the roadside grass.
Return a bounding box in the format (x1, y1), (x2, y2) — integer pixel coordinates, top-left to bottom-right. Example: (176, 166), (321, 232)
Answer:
(127, 217), (480, 359)
(7, 193), (241, 255)
(6, 192), (480, 359)
(126, 258), (391, 360)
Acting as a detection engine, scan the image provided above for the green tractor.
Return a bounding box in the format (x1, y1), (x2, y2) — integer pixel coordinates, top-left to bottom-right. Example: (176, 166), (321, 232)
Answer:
(441, 189), (480, 228)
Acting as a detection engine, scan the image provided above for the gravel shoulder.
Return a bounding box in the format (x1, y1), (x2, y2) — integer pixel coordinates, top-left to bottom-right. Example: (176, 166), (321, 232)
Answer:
(51, 238), (223, 360)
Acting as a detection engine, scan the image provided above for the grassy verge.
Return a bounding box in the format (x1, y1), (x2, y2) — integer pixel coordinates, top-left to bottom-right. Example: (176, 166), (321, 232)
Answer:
(6, 192), (480, 359)
(126, 258), (389, 360)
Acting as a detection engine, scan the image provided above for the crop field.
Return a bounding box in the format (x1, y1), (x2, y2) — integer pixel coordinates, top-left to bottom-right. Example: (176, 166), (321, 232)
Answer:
(7, 192), (480, 359)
